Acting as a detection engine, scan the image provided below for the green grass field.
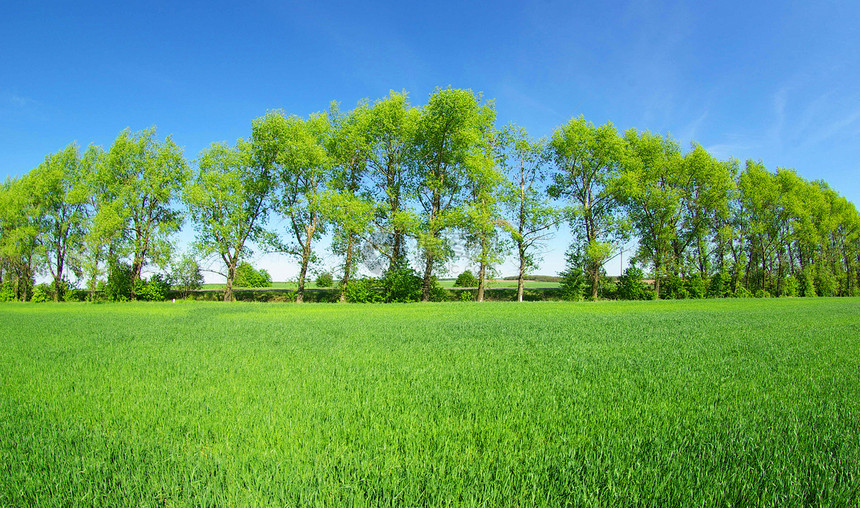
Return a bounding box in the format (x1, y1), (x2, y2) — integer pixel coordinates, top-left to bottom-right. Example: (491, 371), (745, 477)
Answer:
(1, 299), (858, 505)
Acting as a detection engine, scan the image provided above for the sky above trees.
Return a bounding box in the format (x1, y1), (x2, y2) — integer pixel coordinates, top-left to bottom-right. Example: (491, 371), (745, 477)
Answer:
(2, 0), (858, 278)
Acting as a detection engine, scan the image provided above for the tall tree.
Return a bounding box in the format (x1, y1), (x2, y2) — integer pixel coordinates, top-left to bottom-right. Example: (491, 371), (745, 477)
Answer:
(0, 177), (38, 300)
(499, 127), (562, 302)
(617, 129), (683, 298)
(410, 88), (496, 301)
(675, 144), (736, 278)
(462, 126), (506, 302)
(362, 91), (418, 272)
(78, 144), (114, 300)
(103, 127), (189, 298)
(184, 139), (273, 302)
(548, 117), (627, 299)
(28, 143), (88, 300)
(323, 102), (377, 299)
(253, 111), (331, 303)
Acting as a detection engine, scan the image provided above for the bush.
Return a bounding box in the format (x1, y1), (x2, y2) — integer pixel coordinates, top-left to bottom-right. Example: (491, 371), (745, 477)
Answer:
(234, 262), (272, 288)
(600, 280), (618, 300)
(798, 267), (816, 297)
(559, 266), (586, 301)
(343, 279), (382, 303)
(618, 266), (648, 300)
(707, 272), (730, 298)
(0, 282), (16, 302)
(134, 274), (171, 301)
(685, 274), (707, 299)
(778, 275), (798, 297)
(31, 284), (50, 303)
(315, 272), (334, 288)
(381, 267), (424, 303)
(816, 265), (838, 297)
(733, 285), (752, 298)
(454, 270), (479, 287)
(105, 262), (133, 301)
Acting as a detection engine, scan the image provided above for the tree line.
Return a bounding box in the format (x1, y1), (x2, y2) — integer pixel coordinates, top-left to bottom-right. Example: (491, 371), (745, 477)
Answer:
(2, 88), (859, 303)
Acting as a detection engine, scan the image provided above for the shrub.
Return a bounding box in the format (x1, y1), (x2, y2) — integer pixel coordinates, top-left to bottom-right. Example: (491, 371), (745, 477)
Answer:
(134, 274), (171, 301)
(798, 267), (816, 297)
(600, 280), (618, 300)
(707, 272), (731, 298)
(778, 275), (798, 297)
(0, 282), (16, 302)
(381, 267), (423, 303)
(234, 262), (272, 288)
(104, 262), (133, 301)
(454, 270), (479, 287)
(733, 285), (753, 298)
(618, 266), (648, 300)
(685, 274), (707, 299)
(31, 284), (50, 303)
(343, 279), (382, 303)
(815, 265), (838, 297)
(315, 272), (334, 288)
(661, 274), (685, 300)
(559, 266), (585, 301)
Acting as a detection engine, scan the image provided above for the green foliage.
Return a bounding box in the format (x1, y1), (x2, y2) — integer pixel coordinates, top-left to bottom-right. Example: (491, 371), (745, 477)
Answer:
(618, 266), (648, 300)
(30, 284), (50, 303)
(134, 274), (171, 302)
(779, 275), (798, 297)
(104, 262), (133, 301)
(380, 267), (425, 303)
(799, 267), (817, 297)
(342, 279), (382, 303)
(708, 272), (734, 298)
(315, 272), (334, 288)
(233, 262), (272, 288)
(816, 265), (838, 297)
(171, 253), (204, 297)
(559, 266), (586, 301)
(733, 284), (753, 298)
(0, 282), (16, 302)
(454, 270), (479, 287)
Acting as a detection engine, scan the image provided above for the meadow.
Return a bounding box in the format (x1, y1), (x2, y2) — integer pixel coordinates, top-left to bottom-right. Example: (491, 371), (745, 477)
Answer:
(1, 299), (858, 506)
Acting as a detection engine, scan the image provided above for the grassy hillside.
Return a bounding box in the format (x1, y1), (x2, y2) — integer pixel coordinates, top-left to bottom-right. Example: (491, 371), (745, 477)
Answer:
(1, 299), (858, 505)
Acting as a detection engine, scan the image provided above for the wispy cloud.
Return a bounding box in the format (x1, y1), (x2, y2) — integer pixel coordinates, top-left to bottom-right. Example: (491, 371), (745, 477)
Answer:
(2, 91), (39, 109)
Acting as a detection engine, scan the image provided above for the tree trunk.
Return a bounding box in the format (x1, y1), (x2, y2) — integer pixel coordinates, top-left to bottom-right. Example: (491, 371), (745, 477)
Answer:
(591, 260), (600, 300)
(421, 253), (434, 302)
(340, 234), (355, 302)
(517, 243), (526, 303)
(224, 261), (237, 302)
(477, 260), (486, 302)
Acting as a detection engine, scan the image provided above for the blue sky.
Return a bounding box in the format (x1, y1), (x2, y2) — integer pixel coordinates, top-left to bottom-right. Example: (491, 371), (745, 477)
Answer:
(3, 0), (859, 279)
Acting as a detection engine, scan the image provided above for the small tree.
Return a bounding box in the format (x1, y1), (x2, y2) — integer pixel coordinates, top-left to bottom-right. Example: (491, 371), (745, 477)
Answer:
(172, 253), (204, 298)
(558, 249), (587, 301)
(618, 265), (648, 300)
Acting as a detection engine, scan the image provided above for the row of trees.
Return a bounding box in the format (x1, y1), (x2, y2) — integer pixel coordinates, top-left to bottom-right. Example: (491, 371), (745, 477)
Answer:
(2, 88), (859, 302)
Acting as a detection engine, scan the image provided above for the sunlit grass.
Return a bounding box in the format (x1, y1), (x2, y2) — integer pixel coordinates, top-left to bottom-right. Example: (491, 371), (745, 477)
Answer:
(1, 299), (858, 505)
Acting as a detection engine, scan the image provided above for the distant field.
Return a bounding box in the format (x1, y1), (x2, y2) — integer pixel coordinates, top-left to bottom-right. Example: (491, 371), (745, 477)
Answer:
(201, 279), (562, 290)
(1, 299), (858, 505)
